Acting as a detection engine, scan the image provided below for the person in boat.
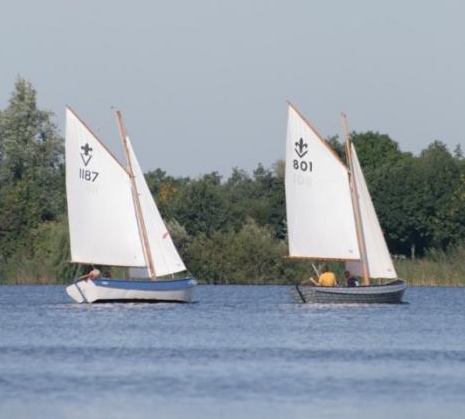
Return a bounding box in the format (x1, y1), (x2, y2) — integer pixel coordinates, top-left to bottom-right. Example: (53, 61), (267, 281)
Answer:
(85, 268), (101, 281)
(344, 270), (359, 287)
(301, 265), (338, 287)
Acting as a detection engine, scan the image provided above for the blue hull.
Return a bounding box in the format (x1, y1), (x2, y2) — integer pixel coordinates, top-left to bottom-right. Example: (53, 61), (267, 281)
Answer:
(66, 276), (197, 303)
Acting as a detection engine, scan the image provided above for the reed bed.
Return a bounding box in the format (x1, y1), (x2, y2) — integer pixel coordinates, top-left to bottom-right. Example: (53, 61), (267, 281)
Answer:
(395, 244), (465, 286)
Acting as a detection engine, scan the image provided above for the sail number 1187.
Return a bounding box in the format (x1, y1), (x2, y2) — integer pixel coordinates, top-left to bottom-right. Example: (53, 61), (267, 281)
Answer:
(79, 168), (99, 182)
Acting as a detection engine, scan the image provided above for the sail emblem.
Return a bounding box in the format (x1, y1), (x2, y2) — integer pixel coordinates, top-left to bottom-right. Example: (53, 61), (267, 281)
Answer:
(294, 138), (308, 158)
(80, 143), (93, 166)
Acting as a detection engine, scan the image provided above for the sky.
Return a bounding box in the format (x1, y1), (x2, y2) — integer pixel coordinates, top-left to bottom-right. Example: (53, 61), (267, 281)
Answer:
(1, 0), (464, 178)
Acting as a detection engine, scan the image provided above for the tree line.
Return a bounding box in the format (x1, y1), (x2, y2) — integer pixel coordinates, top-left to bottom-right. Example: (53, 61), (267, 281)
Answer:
(1, 78), (464, 284)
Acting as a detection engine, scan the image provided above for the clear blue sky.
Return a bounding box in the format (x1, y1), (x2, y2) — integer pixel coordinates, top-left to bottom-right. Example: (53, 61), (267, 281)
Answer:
(1, 0), (464, 178)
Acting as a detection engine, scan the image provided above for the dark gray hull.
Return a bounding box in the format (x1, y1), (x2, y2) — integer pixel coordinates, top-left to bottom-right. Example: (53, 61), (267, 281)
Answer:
(293, 280), (407, 304)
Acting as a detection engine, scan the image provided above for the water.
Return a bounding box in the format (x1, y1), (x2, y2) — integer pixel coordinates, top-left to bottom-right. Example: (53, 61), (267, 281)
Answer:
(1, 285), (464, 418)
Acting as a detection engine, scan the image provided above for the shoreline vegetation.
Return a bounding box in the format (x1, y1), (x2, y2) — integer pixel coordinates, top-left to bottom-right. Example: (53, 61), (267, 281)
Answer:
(1, 79), (464, 288)
(395, 244), (465, 287)
(2, 242), (464, 287)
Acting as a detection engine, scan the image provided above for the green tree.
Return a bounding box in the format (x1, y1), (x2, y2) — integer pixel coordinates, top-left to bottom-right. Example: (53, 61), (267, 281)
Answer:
(184, 230), (231, 284)
(0, 77), (64, 268)
(223, 163), (286, 239)
(250, 163), (286, 239)
(184, 218), (292, 284)
(369, 155), (423, 256)
(226, 218), (287, 284)
(172, 172), (229, 236)
(144, 168), (189, 220)
(417, 141), (465, 250)
(362, 140), (464, 257)
(224, 167), (256, 232)
(350, 131), (404, 174)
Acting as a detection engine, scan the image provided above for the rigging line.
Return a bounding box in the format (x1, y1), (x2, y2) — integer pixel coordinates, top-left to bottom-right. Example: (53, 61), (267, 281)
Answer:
(295, 284), (306, 303)
(311, 263), (320, 278)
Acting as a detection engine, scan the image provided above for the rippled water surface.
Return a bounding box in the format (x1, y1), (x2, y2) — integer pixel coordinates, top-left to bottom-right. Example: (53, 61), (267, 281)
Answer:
(1, 285), (464, 418)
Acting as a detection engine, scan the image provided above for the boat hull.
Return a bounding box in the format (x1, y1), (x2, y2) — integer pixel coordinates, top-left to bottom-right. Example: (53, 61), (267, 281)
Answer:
(66, 277), (197, 304)
(293, 279), (407, 304)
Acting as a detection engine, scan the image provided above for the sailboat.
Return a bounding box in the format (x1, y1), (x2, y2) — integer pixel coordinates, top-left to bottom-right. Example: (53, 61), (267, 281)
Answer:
(285, 102), (407, 304)
(65, 107), (197, 303)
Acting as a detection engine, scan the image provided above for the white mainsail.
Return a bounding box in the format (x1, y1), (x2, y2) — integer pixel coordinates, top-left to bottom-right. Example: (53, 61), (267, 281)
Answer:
(66, 107), (186, 278)
(125, 135), (187, 277)
(345, 143), (397, 279)
(66, 108), (146, 267)
(285, 103), (360, 261)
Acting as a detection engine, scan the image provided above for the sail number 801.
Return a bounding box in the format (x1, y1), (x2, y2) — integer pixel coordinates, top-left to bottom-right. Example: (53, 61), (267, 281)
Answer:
(293, 159), (312, 172)
(79, 168), (99, 182)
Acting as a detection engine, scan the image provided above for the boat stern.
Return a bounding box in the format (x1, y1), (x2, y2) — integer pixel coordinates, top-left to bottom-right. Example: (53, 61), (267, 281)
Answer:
(66, 279), (99, 303)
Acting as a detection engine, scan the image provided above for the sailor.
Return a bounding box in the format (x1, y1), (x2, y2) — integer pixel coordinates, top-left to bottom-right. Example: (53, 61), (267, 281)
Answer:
(300, 265), (338, 287)
(86, 268), (101, 280)
(313, 265), (338, 287)
(344, 270), (359, 287)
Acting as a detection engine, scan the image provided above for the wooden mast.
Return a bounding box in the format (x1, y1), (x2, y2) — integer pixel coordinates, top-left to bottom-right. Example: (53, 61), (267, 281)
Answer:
(341, 113), (370, 286)
(115, 111), (156, 279)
